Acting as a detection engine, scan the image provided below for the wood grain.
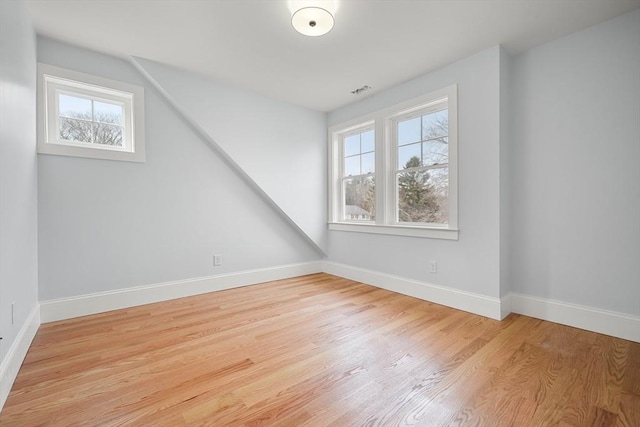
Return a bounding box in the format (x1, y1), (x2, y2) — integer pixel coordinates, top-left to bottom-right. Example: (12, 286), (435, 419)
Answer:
(1, 273), (638, 426)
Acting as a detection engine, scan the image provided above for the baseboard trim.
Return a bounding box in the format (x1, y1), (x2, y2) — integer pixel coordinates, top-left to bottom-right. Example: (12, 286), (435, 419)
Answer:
(323, 261), (504, 320)
(40, 261), (323, 323)
(500, 293), (512, 320)
(36, 260), (640, 341)
(0, 304), (40, 410)
(511, 293), (640, 342)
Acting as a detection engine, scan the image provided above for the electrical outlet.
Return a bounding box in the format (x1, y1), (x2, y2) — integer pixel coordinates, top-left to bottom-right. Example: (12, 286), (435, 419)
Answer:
(213, 254), (222, 266)
(429, 260), (437, 274)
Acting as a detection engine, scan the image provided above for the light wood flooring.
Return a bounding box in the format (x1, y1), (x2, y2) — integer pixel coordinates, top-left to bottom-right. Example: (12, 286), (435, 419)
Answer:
(1, 273), (639, 426)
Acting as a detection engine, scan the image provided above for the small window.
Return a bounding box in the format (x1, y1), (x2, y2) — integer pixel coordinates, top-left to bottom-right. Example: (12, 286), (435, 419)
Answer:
(37, 63), (145, 162)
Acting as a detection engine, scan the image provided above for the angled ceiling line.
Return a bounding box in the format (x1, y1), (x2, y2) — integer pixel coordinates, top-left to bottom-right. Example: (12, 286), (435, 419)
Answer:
(130, 56), (327, 257)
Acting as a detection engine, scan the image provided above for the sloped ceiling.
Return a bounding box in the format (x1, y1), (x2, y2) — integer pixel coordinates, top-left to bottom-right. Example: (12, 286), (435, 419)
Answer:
(132, 57), (328, 253)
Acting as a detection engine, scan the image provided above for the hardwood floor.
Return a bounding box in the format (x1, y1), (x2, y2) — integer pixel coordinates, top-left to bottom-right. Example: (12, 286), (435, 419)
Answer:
(1, 273), (638, 426)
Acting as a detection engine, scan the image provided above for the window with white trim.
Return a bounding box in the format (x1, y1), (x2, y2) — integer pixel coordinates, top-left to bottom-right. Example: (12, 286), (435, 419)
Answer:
(339, 125), (375, 222)
(329, 85), (458, 240)
(393, 101), (449, 224)
(37, 63), (145, 162)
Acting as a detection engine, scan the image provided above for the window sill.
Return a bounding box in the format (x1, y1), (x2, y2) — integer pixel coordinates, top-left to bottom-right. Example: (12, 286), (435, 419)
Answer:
(37, 142), (145, 163)
(328, 222), (459, 240)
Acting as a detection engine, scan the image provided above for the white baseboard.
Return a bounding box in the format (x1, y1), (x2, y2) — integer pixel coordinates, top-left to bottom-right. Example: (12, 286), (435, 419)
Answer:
(0, 304), (40, 411)
(500, 293), (512, 320)
(36, 260), (640, 342)
(322, 261), (505, 320)
(321, 262), (639, 342)
(40, 261), (322, 323)
(511, 293), (640, 343)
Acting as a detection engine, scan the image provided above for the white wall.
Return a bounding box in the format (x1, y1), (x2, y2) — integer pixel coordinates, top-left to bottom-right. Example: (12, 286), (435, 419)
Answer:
(0, 0), (39, 407)
(327, 46), (502, 299)
(510, 9), (640, 316)
(37, 38), (322, 301)
(132, 58), (328, 253)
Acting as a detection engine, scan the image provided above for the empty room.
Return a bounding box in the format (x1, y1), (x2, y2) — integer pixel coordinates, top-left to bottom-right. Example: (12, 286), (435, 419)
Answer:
(1, 0), (639, 425)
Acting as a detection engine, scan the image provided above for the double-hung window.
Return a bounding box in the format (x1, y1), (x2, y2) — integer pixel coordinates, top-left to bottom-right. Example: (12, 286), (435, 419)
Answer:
(329, 85), (458, 240)
(37, 63), (145, 162)
(340, 125), (376, 222)
(392, 100), (449, 225)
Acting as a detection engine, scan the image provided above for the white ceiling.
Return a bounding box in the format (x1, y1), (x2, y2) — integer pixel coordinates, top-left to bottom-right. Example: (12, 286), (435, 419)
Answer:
(26, 0), (639, 112)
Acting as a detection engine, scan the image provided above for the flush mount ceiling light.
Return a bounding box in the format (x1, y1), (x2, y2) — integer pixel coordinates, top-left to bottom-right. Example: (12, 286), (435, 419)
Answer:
(290, 1), (335, 36)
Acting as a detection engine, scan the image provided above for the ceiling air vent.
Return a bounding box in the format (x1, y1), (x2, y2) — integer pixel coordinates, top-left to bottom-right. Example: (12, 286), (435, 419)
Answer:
(351, 85), (372, 95)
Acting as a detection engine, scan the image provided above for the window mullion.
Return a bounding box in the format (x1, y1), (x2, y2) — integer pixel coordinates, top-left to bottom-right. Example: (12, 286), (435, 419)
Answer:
(374, 117), (386, 225)
(358, 134), (362, 175)
(388, 117), (400, 225)
(90, 99), (95, 143)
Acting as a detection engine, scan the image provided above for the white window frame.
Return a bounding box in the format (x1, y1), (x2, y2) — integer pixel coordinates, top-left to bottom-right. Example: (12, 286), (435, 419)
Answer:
(37, 63), (145, 163)
(328, 85), (458, 240)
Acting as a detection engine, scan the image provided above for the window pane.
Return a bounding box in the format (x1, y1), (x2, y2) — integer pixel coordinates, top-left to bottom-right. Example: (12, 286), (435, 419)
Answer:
(429, 167), (449, 224)
(94, 101), (123, 125)
(343, 176), (375, 221)
(361, 130), (375, 153)
(344, 134), (360, 157)
(397, 116), (421, 146)
(93, 123), (123, 146)
(397, 167), (447, 224)
(423, 110), (448, 140)
(398, 143), (421, 169)
(60, 118), (92, 143)
(422, 138), (448, 166)
(59, 94), (91, 120)
(344, 155), (360, 176)
(361, 152), (375, 174)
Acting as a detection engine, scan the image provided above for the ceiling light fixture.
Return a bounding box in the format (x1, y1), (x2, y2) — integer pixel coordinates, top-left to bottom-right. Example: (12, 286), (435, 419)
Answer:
(290, 1), (335, 36)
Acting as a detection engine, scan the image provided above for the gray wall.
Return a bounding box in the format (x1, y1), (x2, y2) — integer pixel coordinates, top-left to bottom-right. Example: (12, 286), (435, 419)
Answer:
(0, 0), (39, 365)
(499, 46), (512, 299)
(325, 9), (640, 317)
(6, 3), (638, 328)
(509, 9), (640, 315)
(327, 46), (503, 299)
(37, 39), (322, 301)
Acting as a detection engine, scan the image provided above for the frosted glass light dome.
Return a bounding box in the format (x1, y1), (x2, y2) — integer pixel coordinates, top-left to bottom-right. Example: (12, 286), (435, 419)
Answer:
(291, 6), (334, 36)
